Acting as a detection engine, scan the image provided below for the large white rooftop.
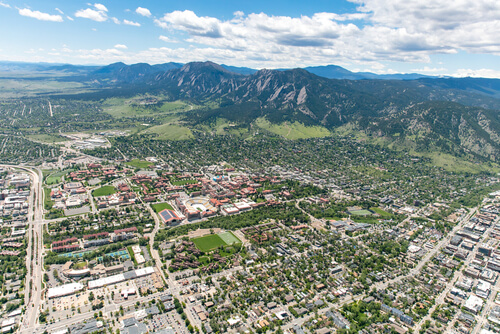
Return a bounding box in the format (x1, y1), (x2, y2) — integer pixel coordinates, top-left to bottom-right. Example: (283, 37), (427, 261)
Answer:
(47, 282), (84, 299)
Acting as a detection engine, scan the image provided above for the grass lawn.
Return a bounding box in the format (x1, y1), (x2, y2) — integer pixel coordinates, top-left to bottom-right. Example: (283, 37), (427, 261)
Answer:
(171, 179), (198, 186)
(45, 169), (74, 185)
(255, 118), (331, 139)
(92, 185), (117, 197)
(141, 123), (194, 140)
(192, 234), (226, 252)
(126, 159), (152, 169)
(370, 207), (391, 217)
(43, 187), (54, 210)
(218, 231), (241, 245)
(74, 261), (87, 269)
(151, 202), (174, 213)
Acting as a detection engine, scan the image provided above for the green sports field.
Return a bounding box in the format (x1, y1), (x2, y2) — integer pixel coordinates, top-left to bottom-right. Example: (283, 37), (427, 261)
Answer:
(192, 232), (241, 252)
(192, 234), (226, 252)
(349, 209), (373, 216)
(218, 231), (240, 245)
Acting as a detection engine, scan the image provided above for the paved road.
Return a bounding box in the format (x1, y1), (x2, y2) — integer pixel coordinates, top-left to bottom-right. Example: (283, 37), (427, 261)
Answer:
(413, 208), (482, 332)
(1, 165), (45, 334)
(375, 207), (476, 292)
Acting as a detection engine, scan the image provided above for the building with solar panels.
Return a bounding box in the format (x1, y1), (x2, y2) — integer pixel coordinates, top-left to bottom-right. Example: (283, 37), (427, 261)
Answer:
(159, 209), (182, 226)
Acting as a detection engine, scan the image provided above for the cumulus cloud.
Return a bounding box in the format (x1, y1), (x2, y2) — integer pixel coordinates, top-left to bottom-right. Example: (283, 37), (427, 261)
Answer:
(136, 7), (151, 17)
(93, 3), (107, 12)
(111, 17), (120, 24)
(75, 4), (108, 22)
(18, 8), (63, 22)
(159, 35), (178, 43)
(150, 1), (500, 69)
(114, 44), (127, 49)
(123, 19), (140, 27)
(351, 0), (500, 54)
(15, 0), (500, 75)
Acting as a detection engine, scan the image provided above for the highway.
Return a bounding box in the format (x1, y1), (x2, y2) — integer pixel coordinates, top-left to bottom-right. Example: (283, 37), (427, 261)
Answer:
(0, 165), (45, 334)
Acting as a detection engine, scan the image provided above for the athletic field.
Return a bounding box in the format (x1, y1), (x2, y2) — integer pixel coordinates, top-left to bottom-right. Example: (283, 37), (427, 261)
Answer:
(192, 232), (241, 252)
(218, 231), (240, 245)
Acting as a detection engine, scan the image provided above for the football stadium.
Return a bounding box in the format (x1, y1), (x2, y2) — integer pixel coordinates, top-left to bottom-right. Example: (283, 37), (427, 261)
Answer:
(177, 196), (217, 219)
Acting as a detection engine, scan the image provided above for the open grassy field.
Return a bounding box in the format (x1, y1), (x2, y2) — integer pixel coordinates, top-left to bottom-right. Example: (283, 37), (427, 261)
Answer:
(27, 133), (66, 143)
(151, 202), (174, 213)
(45, 169), (74, 185)
(192, 234), (226, 252)
(0, 77), (88, 98)
(43, 187), (54, 210)
(92, 185), (117, 197)
(218, 231), (241, 245)
(370, 207), (391, 217)
(102, 97), (193, 118)
(171, 179), (198, 186)
(125, 159), (152, 169)
(140, 123), (194, 140)
(254, 118), (331, 139)
(418, 151), (500, 174)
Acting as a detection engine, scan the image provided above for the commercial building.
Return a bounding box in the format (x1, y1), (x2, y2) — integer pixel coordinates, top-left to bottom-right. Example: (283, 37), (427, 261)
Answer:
(47, 282), (85, 299)
(88, 267), (155, 289)
(464, 295), (484, 314)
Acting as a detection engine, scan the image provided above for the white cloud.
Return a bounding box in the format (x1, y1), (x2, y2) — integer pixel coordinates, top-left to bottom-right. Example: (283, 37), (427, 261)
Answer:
(93, 3), (107, 12)
(12, 1), (500, 75)
(75, 4), (108, 22)
(453, 68), (500, 78)
(75, 8), (107, 22)
(159, 35), (178, 43)
(18, 8), (63, 22)
(136, 7), (151, 17)
(0, 1), (10, 8)
(123, 19), (140, 27)
(66, 16), (74, 21)
(114, 44), (127, 49)
(55, 8), (63, 14)
(111, 17), (120, 24)
(149, 3), (500, 69)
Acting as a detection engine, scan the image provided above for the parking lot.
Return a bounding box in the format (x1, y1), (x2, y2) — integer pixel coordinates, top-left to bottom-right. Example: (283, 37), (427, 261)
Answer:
(147, 310), (187, 333)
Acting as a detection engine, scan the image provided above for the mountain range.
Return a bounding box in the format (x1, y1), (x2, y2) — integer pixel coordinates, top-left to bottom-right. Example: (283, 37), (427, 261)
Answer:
(2, 60), (500, 162)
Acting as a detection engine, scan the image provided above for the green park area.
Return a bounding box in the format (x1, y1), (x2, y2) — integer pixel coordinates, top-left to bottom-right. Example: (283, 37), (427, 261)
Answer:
(92, 185), (117, 197)
(45, 169), (74, 185)
(151, 202), (174, 213)
(171, 179), (198, 186)
(125, 159), (152, 169)
(370, 207), (391, 217)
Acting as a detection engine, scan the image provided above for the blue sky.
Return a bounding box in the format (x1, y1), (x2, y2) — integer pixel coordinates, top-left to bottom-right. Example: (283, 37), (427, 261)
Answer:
(1, 0), (500, 77)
